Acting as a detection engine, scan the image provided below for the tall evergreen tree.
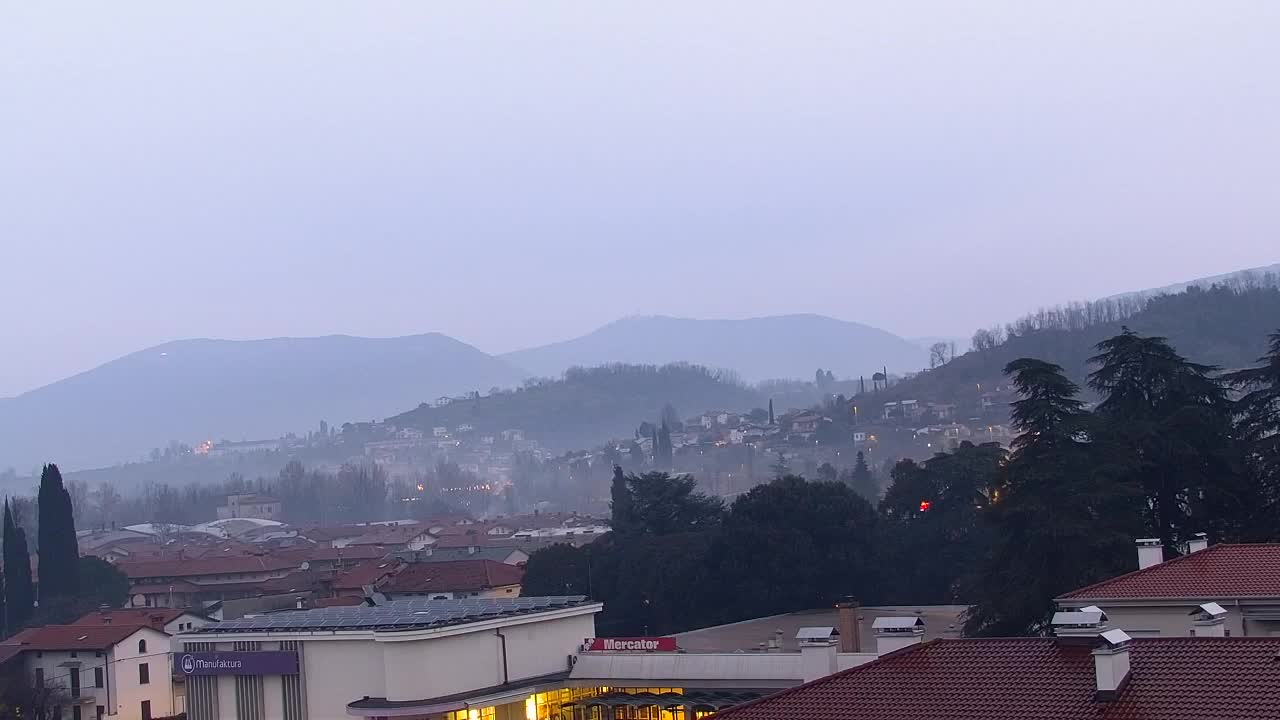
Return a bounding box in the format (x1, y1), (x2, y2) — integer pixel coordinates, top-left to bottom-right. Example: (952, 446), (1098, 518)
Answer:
(768, 399), (775, 426)
(655, 421), (674, 468)
(609, 466), (636, 535)
(1089, 329), (1247, 545)
(1226, 330), (1280, 537)
(848, 451), (878, 502)
(3, 500), (35, 633)
(964, 358), (1141, 636)
(37, 463), (80, 603)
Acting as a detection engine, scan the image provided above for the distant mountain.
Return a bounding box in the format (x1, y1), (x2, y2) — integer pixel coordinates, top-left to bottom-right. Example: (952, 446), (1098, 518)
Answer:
(503, 314), (928, 383)
(1102, 262), (1280, 303)
(387, 363), (763, 452)
(0, 334), (523, 471)
(883, 283), (1280, 407)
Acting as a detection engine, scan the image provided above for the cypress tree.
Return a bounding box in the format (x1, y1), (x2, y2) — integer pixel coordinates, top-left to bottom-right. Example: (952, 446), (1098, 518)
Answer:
(37, 463), (80, 603)
(768, 399), (775, 425)
(3, 500), (35, 632)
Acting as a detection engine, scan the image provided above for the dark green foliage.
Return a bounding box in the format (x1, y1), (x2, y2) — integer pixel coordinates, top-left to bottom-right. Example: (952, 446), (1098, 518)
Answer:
(845, 451), (878, 502)
(1089, 330), (1246, 545)
(513, 543), (596, 597)
(2, 501), (35, 634)
(37, 464), (80, 603)
(1227, 331), (1280, 529)
(711, 477), (878, 623)
(877, 444), (1004, 604)
(655, 421), (674, 469)
(609, 466), (636, 534)
(963, 358), (1142, 636)
(621, 471), (724, 536)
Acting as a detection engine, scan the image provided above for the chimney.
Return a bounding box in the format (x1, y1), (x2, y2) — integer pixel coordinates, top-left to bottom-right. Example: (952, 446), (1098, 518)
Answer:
(1136, 538), (1163, 569)
(1187, 532), (1209, 554)
(796, 627), (839, 682)
(1092, 629), (1132, 700)
(872, 617), (925, 656)
(1189, 602), (1227, 637)
(836, 599), (861, 653)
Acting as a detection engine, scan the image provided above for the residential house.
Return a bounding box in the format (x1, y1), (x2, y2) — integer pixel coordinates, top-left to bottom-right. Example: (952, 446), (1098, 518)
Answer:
(393, 546), (530, 566)
(1056, 539), (1280, 638)
(0, 624), (175, 720)
(214, 494), (282, 521)
(72, 608), (212, 638)
(711, 623), (1280, 720)
(329, 558), (406, 598)
(116, 555), (298, 608)
(342, 522), (435, 552)
(377, 559), (524, 600)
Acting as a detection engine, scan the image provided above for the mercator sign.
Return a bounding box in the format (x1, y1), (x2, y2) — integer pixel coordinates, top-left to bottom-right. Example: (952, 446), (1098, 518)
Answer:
(586, 637), (678, 652)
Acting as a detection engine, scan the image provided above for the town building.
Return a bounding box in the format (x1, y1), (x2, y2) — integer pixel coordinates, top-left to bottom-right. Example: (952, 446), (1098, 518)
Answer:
(73, 607), (213, 638)
(216, 494), (283, 521)
(117, 555), (299, 608)
(710, 616), (1280, 719)
(1056, 539), (1280, 638)
(378, 559), (524, 600)
(174, 596), (599, 720)
(0, 624), (175, 720)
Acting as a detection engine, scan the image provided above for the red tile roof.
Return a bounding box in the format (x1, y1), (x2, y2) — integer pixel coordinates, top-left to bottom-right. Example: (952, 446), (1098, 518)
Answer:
(0, 624), (155, 652)
(116, 554), (298, 579)
(715, 637), (1280, 720)
(274, 544), (389, 563)
(332, 559), (405, 591)
(312, 595), (365, 608)
(381, 560), (523, 595)
(72, 608), (190, 629)
(1058, 544), (1280, 601)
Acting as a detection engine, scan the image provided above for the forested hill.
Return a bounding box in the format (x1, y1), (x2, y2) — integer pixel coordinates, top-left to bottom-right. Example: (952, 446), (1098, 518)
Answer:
(882, 283), (1280, 405)
(387, 363), (763, 451)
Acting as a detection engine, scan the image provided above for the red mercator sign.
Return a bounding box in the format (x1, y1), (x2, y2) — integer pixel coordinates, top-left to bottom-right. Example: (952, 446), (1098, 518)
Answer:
(587, 637), (679, 652)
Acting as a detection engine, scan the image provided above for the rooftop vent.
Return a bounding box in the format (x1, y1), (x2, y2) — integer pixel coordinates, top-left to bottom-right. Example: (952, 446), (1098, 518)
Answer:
(1190, 602), (1228, 637)
(1093, 629), (1132, 700)
(1187, 532), (1209, 554)
(873, 616), (925, 656)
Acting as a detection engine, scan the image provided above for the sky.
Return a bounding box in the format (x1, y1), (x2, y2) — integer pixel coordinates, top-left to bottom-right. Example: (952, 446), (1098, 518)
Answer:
(2, 2), (1278, 398)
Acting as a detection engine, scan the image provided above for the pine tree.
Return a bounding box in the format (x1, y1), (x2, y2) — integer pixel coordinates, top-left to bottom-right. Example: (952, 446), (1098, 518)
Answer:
(609, 466), (636, 535)
(1089, 329), (1246, 545)
(1226, 330), (1280, 537)
(3, 500), (35, 633)
(768, 399), (775, 426)
(37, 463), (80, 604)
(848, 451), (878, 502)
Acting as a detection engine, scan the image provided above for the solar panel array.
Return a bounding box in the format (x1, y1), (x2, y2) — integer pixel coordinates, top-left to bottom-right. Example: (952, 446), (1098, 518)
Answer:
(198, 596), (590, 634)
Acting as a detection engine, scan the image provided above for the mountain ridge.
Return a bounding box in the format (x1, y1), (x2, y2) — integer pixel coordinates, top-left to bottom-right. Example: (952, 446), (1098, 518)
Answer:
(502, 313), (928, 382)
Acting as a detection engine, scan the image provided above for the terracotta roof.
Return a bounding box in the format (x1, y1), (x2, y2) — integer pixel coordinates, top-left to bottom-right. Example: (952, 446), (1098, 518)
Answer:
(381, 560), (523, 594)
(347, 523), (431, 546)
(332, 559), (405, 590)
(0, 624), (155, 651)
(312, 595), (365, 608)
(275, 544), (388, 563)
(1059, 544), (1280, 600)
(715, 637), (1280, 720)
(116, 554), (298, 579)
(432, 534), (494, 549)
(72, 608), (189, 629)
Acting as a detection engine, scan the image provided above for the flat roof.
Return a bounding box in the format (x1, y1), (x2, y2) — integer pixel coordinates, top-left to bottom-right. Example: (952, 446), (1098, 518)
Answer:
(674, 606), (966, 653)
(190, 596), (591, 634)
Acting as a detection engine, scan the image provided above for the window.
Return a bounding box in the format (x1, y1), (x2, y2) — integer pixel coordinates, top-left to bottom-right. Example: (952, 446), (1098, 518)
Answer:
(70, 667), (81, 697)
(141, 700), (152, 720)
(96, 706), (105, 720)
(138, 638), (148, 653)
(73, 707), (82, 720)
(34, 668), (43, 687)
(95, 667), (104, 688)
(139, 662), (150, 685)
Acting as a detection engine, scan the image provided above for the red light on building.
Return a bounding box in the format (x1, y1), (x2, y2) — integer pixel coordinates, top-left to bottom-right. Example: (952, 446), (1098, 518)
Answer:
(918, 500), (931, 512)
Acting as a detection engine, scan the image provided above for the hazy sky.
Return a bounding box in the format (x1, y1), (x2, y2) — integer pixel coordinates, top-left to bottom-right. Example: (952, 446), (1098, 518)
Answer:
(3, 2), (1278, 398)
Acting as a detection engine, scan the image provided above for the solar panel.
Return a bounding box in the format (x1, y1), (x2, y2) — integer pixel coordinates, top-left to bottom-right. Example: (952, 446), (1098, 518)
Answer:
(196, 596), (590, 634)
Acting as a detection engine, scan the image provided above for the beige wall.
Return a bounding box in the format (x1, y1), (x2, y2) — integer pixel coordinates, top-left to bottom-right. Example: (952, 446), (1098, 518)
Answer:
(189, 609), (597, 720)
(111, 627), (175, 719)
(1061, 601), (1280, 638)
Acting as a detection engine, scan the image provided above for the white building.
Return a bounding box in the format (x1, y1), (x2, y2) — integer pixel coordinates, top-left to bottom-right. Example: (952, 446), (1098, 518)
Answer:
(175, 596), (600, 720)
(0, 624), (175, 720)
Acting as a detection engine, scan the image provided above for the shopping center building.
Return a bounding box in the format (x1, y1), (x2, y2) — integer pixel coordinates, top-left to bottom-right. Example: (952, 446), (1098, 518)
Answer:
(174, 596), (952, 720)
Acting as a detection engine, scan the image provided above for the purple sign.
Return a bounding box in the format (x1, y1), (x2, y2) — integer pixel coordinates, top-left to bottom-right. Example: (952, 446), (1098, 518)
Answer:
(174, 651), (299, 676)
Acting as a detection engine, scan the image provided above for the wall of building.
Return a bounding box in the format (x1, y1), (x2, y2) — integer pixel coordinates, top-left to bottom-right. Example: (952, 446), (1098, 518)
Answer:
(302, 639), (387, 720)
(501, 614), (595, 682)
(112, 628), (175, 719)
(1090, 605), (1242, 638)
(382, 631), (502, 703)
(25, 650), (111, 717)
